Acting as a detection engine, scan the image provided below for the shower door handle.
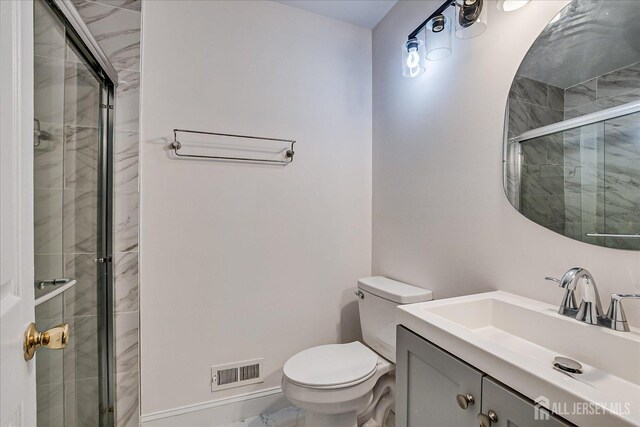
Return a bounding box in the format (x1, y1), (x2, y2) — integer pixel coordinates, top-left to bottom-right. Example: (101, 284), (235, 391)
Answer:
(23, 322), (70, 361)
(94, 256), (112, 263)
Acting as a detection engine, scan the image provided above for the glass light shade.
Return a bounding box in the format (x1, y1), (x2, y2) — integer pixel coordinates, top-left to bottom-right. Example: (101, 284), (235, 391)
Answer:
(455, 0), (488, 39)
(402, 37), (426, 78)
(425, 15), (452, 61)
(497, 0), (530, 12)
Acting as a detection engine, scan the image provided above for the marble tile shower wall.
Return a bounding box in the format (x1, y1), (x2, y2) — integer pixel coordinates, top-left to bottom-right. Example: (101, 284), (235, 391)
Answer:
(34, 0), (104, 425)
(563, 62), (640, 250)
(71, 0), (141, 425)
(507, 75), (564, 138)
(508, 76), (566, 233)
(564, 62), (640, 119)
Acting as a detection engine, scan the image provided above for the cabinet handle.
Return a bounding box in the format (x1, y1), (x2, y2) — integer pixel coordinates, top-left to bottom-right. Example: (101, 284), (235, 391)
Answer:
(478, 410), (498, 427)
(456, 393), (475, 409)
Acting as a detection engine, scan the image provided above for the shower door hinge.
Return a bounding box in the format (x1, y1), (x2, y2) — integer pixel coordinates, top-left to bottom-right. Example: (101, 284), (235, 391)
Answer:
(100, 104), (114, 109)
(94, 256), (112, 263)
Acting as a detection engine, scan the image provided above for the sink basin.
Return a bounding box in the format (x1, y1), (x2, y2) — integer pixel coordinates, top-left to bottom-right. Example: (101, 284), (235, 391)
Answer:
(396, 291), (640, 427)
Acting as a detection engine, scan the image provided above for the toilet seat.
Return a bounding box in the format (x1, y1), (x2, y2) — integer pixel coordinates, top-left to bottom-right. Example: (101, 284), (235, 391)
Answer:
(283, 342), (379, 389)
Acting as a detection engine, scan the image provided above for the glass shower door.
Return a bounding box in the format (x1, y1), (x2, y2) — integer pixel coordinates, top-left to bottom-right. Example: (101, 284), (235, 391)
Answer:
(34, 0), (113, 425)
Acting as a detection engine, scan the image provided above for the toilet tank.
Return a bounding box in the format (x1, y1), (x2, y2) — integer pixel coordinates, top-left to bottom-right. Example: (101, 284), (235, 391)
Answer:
(357, 277), (432, 363)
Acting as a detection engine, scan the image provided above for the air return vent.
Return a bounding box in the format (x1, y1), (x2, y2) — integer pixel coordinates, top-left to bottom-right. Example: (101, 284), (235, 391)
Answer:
(211, 358), (264, 391)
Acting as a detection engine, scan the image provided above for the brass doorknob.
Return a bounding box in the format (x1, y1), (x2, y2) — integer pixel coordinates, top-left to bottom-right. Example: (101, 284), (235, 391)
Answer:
(23, 322), (70, 361)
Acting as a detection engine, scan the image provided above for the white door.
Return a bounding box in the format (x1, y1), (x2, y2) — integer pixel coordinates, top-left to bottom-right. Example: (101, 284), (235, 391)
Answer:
(0, 0), (37, 426)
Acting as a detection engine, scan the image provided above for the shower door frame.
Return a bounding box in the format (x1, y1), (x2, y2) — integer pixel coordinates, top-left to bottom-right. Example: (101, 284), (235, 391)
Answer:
(42, 1), (117, 425)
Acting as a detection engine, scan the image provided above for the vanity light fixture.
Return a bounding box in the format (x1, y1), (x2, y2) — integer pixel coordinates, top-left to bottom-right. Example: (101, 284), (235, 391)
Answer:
(402, 0), (486, 77)
(497, 0), (531, 12)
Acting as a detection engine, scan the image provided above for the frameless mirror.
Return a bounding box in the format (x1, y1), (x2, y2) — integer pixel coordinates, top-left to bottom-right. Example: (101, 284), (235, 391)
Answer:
(503, 0), (640, 250)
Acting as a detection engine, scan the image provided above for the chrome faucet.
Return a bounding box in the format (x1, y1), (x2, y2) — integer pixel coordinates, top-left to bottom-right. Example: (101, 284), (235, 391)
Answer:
(546, 268), (638, 331)
(547, 267), (603, 325)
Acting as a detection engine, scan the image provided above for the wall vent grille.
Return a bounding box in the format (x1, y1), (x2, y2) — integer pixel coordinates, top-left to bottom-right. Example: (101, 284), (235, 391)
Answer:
(239, 363), (260, 381)
(211, 358), (264, 391)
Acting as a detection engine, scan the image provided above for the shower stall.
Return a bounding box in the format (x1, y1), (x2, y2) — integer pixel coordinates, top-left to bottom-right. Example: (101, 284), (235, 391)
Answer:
(33, 0), (116, 425)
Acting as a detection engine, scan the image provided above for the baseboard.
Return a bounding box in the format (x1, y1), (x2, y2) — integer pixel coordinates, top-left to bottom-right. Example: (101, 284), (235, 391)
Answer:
(141, 387), (289, 426)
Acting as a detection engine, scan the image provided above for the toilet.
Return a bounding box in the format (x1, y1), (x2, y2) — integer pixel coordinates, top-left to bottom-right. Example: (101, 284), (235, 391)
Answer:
(282, 276), (433, 427)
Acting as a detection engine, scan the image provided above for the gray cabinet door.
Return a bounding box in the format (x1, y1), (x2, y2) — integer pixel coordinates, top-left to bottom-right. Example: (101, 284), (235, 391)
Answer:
(481, 377), (574, 427)
(396, 326), (484, 427)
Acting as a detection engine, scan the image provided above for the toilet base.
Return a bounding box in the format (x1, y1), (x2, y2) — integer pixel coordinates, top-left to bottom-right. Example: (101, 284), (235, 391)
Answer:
(306, 411), (358, 427)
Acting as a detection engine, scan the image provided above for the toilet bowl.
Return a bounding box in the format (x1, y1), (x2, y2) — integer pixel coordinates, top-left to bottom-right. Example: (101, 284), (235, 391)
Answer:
(282, 277), (432, 427)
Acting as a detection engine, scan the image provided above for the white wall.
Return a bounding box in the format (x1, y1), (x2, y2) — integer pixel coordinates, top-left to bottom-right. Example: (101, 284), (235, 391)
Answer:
(140, 0), (372, 416)
(373, 1), (640, 325)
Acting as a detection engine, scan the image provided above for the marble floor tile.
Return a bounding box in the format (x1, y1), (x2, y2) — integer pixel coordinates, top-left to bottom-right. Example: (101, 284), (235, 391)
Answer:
(114, 252), (139, 312)
(114, 190), (139, 252)
(224, 407), (394, 427)
(63, 253), (99, 317)
(34, 123), (64, 190)
(115, 311), (139, 373)
(224, 407), (305, 427)
(34, 0), (66, 60)
(116, 371), (139, 427)
(71, 0), (141, 72)
(64, 125), (100, 190)
(63, 189), (99, 253)
(114, 130), (139, 190)
(35, 56), (65, 126)
(34, 188), (64, 255)
(64, 60), (101, 128)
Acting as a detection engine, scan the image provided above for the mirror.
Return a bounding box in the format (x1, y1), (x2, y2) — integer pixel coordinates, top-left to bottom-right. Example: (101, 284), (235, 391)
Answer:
(503, 0), (640, 250)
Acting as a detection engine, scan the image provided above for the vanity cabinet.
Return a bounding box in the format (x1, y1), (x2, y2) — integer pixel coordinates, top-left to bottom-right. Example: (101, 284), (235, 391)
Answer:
(396, 326), (574, 427)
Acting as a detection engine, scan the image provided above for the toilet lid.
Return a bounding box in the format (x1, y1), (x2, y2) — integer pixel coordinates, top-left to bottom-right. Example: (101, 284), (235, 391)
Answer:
(283, 342), (378, 388)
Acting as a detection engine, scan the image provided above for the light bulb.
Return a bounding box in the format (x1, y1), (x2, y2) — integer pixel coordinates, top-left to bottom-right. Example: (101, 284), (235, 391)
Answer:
(497, 0), (530, 12)
(406, 49), (420, 69)
(402, 37), (425, 78)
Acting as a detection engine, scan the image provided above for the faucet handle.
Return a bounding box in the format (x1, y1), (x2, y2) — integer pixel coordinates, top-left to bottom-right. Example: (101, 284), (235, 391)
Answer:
(545, 277), (561, 284)
(606, 294), (640, 332)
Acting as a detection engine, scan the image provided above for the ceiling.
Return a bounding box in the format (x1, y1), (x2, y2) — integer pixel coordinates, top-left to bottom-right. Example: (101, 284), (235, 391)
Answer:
(275, 0), (397, 29)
